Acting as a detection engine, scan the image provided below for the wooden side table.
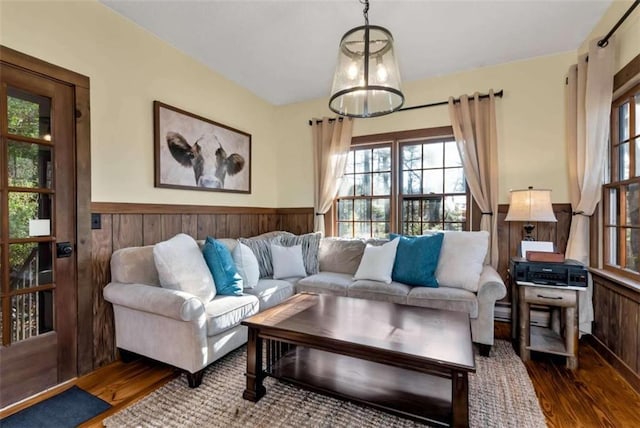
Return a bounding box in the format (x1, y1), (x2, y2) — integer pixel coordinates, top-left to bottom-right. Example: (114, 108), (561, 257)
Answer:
(518, 283), (580, 369)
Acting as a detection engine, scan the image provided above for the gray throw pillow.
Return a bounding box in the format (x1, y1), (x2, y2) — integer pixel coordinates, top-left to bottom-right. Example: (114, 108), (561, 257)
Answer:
(279, 232), (322, 275)
(238, 236), (282, 278)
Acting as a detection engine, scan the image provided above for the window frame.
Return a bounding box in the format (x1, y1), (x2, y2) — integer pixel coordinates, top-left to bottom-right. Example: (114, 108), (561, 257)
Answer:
(603, 82), (640, 281)
(333, 126), (471, 237)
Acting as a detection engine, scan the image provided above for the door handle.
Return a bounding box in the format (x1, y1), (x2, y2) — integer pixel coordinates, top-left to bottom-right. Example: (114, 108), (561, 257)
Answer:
(56, 242), (73, 258)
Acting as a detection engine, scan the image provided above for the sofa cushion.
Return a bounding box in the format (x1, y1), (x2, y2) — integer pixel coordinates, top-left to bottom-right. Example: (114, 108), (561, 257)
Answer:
(271, 244), (307, 279)
(232, 242), (260, 289)
(202, 237), (243, 296)
(436, 231), (489, 292)
(407, 286), (478, 318)
(204, 294), (259, 336)
(353, 238), (399, 284)
(318, 238), (365, 275)
(347, 280), (411, 304)
(390, 233), (444, 287)
(278, 232), (322, 275)
(153, 233), (215, 303)
(111, 245), (160, 286)
(243, 279), (295, 311)
(296, 272), (352, 296)
(239, 235), (283, 278)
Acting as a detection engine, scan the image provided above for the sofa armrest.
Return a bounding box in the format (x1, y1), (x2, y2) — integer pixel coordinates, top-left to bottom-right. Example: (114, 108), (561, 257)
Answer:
(104, 282), (205, 322)
(477, 266), (507, 301)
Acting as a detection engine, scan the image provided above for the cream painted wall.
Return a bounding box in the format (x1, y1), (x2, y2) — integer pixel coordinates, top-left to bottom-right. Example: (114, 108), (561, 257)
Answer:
(275, 52), (576, 206)
(0, 0), (279, 207)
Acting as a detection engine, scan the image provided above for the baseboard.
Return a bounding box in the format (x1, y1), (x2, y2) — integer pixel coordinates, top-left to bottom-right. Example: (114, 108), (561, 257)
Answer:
(584, 334), (640, 394)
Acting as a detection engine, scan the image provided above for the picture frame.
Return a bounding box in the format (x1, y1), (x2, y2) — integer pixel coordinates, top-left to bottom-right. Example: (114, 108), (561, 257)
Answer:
(154, 101), (251, 193)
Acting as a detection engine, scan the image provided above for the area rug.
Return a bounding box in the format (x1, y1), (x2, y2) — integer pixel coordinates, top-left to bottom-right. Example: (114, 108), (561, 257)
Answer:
(104, 340), (546, 427)
(1, 386), (111, 428)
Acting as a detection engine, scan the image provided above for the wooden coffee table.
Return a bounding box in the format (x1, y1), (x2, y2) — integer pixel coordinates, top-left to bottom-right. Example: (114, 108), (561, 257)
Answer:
(241, 293), (475, 428)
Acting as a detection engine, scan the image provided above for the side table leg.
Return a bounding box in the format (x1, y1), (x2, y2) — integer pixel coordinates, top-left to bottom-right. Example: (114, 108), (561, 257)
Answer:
(565, 304), (578, 370)
(519, 287), (530, 361)
(452, 371), (469, 428)
(243, 326), (266, 401)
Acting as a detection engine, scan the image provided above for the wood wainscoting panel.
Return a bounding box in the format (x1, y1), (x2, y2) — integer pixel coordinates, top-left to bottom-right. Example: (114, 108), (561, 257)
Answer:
(89, 203), (314, 369)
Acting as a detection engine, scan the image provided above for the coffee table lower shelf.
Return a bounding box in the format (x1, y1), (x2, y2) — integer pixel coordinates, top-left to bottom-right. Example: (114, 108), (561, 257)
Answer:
(267, 346), (452, 427)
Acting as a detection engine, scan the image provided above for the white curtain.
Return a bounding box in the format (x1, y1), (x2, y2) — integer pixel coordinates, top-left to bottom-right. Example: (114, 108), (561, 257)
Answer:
(565, 38), (615, 334)
(311, 117), (354, 234)
(448, 91), (499, 268)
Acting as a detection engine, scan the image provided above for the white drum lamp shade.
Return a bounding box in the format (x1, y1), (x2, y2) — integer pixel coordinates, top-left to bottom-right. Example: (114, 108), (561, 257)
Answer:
(505, 187), (557, 240)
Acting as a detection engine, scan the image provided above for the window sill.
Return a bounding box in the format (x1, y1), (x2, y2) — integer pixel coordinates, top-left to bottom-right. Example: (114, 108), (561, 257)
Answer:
(589, 268), (640, 294)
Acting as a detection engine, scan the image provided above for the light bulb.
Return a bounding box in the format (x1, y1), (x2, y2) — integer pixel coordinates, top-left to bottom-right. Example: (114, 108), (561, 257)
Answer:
(43, 134), (52, 141)
(347, 62), (359, 80)
(376, 63), (388, 82)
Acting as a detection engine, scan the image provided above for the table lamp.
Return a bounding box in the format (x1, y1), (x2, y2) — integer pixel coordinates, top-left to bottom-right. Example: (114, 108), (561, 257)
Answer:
(505, 186), (557, 241)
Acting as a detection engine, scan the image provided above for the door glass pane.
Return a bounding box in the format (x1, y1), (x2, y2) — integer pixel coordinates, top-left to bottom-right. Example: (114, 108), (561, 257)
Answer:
(625, 182), (640, 226)
(619, 102), (629, 142)
(7, 87), (52, 140)
(8, 141), (52, 188)
(423, 169), (443, 193)
(619, 143), (630, 180)
(444, 141), (462, 167)
(625, 228), (640, 271)
(8, 192), (52, 238)
(422, 198), (442, 222)
(11, 290), (53, 343)
(444, 167), (465, 193)
(9, 242), (53, 290)
(422, 143), (443, 168)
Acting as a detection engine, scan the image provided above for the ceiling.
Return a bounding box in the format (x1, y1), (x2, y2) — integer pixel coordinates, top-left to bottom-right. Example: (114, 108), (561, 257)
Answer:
(100, 0), (612, 106)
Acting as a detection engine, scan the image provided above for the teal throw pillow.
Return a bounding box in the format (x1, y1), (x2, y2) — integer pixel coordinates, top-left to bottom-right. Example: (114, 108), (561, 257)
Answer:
(390, 233), (444, 287)
(202, 237), (243, 296)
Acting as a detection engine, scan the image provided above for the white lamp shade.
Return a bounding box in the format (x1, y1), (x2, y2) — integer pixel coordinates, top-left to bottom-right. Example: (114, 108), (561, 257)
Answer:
(505, 188), (557, 222)
(329, 25), (404, 118)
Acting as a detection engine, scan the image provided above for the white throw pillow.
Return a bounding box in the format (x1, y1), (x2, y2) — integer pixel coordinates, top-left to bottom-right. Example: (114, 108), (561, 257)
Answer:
(153, 233), (215, 303)
(271, 244), (307, 279)
(435, 231), (489, 292)
(353, 238), (399, 284)
(232, 242), (260, 289)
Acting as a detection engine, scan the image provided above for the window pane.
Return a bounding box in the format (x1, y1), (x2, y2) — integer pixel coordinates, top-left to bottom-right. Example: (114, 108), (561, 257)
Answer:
(8, 141), (53, 188)
(372, 198), (390, 221)
(7, 87), (52, 140)
(608, 188), (618, 225)
(445, 223), (463, 231)
(337, 199), (352, 221)
(11, 290), (54, 343)
(422, 143), (443, 168)
(338, 174), (354, 197)
(9, 242), (53, 290)
(636, 95), (640, 137)
(372, 147), (391, 171)
(635, 138), (640, 177)
(355, 149), (372, 173)
(402, 144), (422, 170)
(9, 192), (52, 239)
(372, 172), (390, 195)
(625, 228), (640, 271)
(619, 102), (629, 142)
(444, 141), (462, 167)
(402, 199), (421, 222)
(354, 174), (371, 196)
(403, 170), (422, 194)
(625, 182), (640, 226)
(338, 222), (351, 238)
(403, 222), (421, 235)
(422, 198), (442, 222)
(372, 222), (389, 238)
(423, 169), (443, 194)
(354, 199), (371, 221)
(426, 223), (442, 231)
(354, 222), (371, 238)
(444, 167), (465, 193)
(606, 226), (617, 265)
(345, 151), (355, 174)
(445, 195), (467, 222)
(619, 142), (630, 180)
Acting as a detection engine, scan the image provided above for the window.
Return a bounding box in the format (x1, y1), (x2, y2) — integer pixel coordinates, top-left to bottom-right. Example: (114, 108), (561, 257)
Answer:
(335, 128), (469, 238)
(604, 83), (640, 279)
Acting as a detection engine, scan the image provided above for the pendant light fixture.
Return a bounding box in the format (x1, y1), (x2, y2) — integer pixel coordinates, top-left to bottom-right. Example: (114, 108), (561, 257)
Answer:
(329, 0), (404, 118)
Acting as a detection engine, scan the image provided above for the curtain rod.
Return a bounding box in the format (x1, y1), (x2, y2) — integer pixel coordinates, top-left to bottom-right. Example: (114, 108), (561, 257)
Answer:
(308, 89), (503, 125)
(598, 0), (639, 47)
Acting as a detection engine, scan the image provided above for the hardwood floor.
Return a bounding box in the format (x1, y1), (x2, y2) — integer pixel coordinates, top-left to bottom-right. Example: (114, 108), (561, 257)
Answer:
(1, 322), (639, 427)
